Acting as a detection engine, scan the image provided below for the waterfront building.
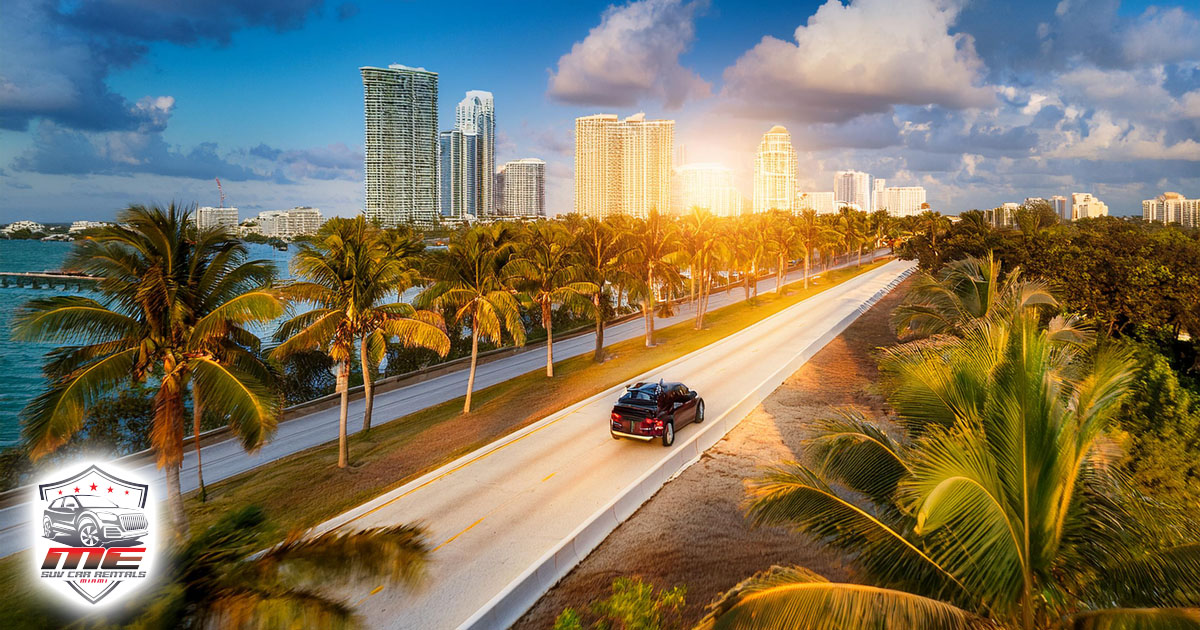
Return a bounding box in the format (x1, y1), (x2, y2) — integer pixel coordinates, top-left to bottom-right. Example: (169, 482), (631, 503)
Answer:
(439, 129), (479, 219)
(574, 112), (673, 218)
(677, 163), (741, 217)
(455, 91), (496, 216)
(68, 221), (111, 234)
(883, 186), (927, 217)
(753, 126), (797, 213)
(873, 179), (887, 213)
(500, 158), (546, 217)
(796, 191), (836, 215)
(195, 206), (239, 231)
(1070, 192), (1108, 220)
(1, 220), (46, 235)
(249, 207), (325, 239)
(361, 64), (439, 226)
(835, 170), (872, 213)
(1051, 195), (1069, 221)
(1143, 192), (1200, 228)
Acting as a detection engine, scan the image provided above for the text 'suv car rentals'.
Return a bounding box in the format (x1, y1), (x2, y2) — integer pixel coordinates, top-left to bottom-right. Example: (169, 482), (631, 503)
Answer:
(30, 462), (158, 607)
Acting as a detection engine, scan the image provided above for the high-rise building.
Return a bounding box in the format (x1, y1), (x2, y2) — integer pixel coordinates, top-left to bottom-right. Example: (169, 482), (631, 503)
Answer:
(677, 163), (741, 217)
(986, 202), (1021, 228)
(873, 179), (887, 213)
(796, 191), (836, 215)
(455, 91), (495, 216)
(500, 158), (546, 217)
(574, 112), (673, 218)
(1050, 195), (1069, 221)
(753, 126), (798, 213)
(361, 64), (439, 226)
(835, 170), (872, 212)
(1070, 192), (1108, 220)
(1143, 192), (1200, 228)
(439, 129), (479, 219)
(196, 206), (239, 231)
(883, 187), (927, 217)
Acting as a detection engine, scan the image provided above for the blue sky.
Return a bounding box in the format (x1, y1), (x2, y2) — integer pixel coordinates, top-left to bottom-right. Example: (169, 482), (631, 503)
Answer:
(1, 0), (1198, 222)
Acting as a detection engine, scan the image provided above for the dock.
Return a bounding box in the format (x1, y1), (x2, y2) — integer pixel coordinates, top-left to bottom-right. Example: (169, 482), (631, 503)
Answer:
(0, 272), (100, 290)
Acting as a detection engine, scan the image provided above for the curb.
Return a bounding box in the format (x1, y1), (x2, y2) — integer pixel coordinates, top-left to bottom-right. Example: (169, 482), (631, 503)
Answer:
(457, 263), (914, 630)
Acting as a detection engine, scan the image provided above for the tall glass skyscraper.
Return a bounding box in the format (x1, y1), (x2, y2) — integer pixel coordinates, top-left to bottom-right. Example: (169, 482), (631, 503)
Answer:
(753, 125), (797, 213)
(439, 130), (479, 219)
(455, 91), (495, 216)
(360, 64), (439, 226)
(834, 169), (871, 212)
(500, 158), (546, 217)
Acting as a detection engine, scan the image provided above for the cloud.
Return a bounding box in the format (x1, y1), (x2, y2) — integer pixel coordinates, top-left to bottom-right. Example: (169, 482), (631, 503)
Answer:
(244, 143), (362, 182)
(720, 0), (994, 123)
(0, 0), (323, 132)
(547, 0), (711, 109)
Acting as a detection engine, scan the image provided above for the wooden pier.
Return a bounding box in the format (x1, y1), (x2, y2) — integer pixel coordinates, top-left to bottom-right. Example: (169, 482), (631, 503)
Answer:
(0, 272), (99, 290)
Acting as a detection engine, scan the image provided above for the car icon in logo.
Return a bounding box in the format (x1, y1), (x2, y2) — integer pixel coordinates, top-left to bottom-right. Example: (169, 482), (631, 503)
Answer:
(43, 494), (149, 547)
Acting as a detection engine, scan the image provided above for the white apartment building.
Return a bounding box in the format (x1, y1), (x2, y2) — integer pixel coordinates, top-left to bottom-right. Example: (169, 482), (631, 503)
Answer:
(753, 126), (798, 213)
(677, 163), (742, 217)
(1070, 193), (1108, 220)
(455, 91), (496, 216)
(872, 179), (887, 213)
(500, 158), (546, 218)
(796, 191), (836, 214)
(196, 206), (239, 231)
(574, 113), (673, 218)
(2, 220), (46, 234)
(68, 220), (111, 234)
(883, 186), (927, 217)
(835, 170), (872, 213)
(361, 64), (439, 226)
(250, 207), (324, 239)
(1143, 192), (1200, 228)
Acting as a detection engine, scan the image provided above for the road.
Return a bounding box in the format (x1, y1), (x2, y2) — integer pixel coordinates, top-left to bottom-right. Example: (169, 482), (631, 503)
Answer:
(0, 252), (886, 557)
(312, 259), (914, 630)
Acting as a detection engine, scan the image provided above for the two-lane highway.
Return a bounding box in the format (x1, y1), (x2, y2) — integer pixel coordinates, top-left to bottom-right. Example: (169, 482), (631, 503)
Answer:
(314, 259), (914, 630)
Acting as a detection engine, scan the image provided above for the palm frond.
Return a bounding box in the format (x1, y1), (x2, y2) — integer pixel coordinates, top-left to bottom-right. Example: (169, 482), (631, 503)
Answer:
(191, 357), (280, 452)
(1068, 608), (1200, 630)
(803, 409), (910, 505)
(11, 296), (140, 344)
(255, 524), (429, 587)
(21, 348), (139, 458)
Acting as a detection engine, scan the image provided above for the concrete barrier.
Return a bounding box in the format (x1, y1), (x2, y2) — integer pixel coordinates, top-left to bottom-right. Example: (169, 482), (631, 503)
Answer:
(456, 264), (914, 630)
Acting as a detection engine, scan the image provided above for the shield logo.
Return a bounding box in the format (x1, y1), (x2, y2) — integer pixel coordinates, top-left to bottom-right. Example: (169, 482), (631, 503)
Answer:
(32, 462), (156, 607)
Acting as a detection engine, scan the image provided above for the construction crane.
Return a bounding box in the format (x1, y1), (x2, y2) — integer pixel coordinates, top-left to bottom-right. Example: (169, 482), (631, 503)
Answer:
(215, 177), (225, 208)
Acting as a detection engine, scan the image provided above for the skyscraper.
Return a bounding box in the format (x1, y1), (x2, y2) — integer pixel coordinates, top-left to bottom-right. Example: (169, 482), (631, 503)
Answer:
(501, 158), (546, 217)
(439, 129), (479, 219)
(873, 178), (887, 213)
(1070, 192), (1109, 220)
(677, 163), (741, 217)
(574, 112), (673, 218)
(361, 64), (439, 226)
(1143, 192), (1200, 228)
(1051, 195), (1069, 221)
(796, 191), (836, 214)
(455, 91), (495, 216)
(835, 170), (871, 212)
(753, 125), (797, 213)
(883, 186), (927, 217)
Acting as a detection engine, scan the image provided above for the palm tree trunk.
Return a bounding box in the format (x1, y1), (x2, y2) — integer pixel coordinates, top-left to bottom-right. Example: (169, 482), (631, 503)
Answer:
(464, 325), (480, 413)
(776, 253), (785, 294)
(360, 336), (374, 434)
(644, 268), (655, 347)
(336, 361), (350, 468)
(543, 301), (554, 377)
(192, 391), (206, 502)
(165, 463), (188, 539)
(593, 292), (605, 362)
(804, 249), (811, 290)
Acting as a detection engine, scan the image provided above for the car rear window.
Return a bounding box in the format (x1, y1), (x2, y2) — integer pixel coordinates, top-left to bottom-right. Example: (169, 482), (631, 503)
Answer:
(76, 496), (118, 508)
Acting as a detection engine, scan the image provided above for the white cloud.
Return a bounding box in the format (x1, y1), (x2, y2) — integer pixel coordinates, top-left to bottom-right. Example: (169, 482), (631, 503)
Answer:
(546, 0), (711, 109)
(719, 0), (994, 123)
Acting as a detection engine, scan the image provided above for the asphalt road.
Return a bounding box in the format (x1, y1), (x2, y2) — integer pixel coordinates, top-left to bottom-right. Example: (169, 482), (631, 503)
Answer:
(0, 252), (886, 558)
(312, 259), (914, 630)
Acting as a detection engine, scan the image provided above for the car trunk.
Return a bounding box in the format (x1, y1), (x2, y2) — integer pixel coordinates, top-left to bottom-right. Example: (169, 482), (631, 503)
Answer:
(612, 404), (657, 434)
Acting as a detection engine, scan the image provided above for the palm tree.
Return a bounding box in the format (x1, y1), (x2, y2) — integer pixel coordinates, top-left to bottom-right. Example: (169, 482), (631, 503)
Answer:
(419, 224), (526, 413)
(505, 222), (597, 377)
(794, 209), (835, 291)
(867, 209), (892, 262)
(272, 217), (450, 468)
(892, 253), (1057, 339)
(701, 278), (1200, 630)
(13, 204), (283, 536)
(730, 217), (767, 301)
(116, 505), (429, 628)
(623, 209), (683, 347)
(567, 215), (629, 362)
(765, 210), (798, 294)
(680, 207), (722, 328)
(838, 207), (867, 266)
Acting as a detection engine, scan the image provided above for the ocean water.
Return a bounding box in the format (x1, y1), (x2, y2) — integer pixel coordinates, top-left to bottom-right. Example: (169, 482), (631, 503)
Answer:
(0, 240), (296, 448)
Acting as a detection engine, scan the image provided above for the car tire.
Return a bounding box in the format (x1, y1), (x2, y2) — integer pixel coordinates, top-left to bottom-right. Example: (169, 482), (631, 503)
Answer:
(694, 399), (705, 423)
(77, 518), (101, 547)
(662, 420), (675, 447)
(43, 517), (56, 540)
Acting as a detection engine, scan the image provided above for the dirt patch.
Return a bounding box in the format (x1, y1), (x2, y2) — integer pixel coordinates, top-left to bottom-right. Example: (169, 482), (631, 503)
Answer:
(512, 278), (912, 629)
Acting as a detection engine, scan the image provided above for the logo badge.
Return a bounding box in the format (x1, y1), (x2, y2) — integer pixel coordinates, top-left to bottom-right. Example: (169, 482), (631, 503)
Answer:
(32, 463), (156, 606)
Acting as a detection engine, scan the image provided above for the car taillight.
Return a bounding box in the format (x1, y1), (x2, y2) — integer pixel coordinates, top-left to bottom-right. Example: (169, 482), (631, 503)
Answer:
(611, 412), (621, 421)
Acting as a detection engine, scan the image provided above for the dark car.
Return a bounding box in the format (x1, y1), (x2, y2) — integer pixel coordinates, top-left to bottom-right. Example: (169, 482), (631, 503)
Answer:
(610, 380), (704, 446)
(43, 494), (149, 547)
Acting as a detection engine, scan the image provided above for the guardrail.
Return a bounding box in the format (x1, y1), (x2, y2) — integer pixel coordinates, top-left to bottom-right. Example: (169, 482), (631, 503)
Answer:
(457, 263), (914, 630)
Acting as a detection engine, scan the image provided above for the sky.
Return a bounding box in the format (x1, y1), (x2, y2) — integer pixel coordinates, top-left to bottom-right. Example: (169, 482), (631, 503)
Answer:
(1, 0), (1198, 223)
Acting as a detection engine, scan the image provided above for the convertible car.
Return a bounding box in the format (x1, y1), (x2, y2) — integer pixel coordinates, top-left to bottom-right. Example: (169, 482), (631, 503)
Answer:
(609, 380), (704, 446)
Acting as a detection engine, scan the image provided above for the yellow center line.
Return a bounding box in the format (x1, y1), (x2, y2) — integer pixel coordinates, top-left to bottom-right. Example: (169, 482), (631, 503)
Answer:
(354, 584), (385, 606)
(541, 472), (556, 482)
(432, 516), (486, 553)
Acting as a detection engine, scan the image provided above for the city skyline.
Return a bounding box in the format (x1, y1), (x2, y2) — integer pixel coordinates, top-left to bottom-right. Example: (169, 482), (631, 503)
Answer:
(2, 0), (1199, 222)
